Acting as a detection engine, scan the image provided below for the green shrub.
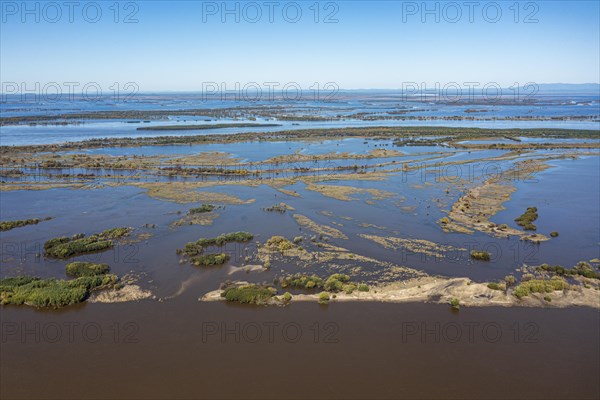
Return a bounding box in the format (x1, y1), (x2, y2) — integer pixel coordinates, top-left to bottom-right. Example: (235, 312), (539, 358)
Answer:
(515, 207), (538, 230)
(487, 282), (505, 291)
(44, 228), (131, 258)
(221, 284), (276, 305)
(505, 275), (516, 287)
(0, 218), (51, 232)
(513, 277), (568, 299)
(293, 236), (303, 244)
(280, 274), (324, 290)
(282, 292), (292, 302)
(0, 274), (117, 308)
(522, 273), (534, 281)
(266, 236), (294, 252)
(66, 262), (110, 277)
(182, 232), (253, 256)
(189, 204), (215, 214)
(343, 284), (357, 294)
(324, 274), (350, 292)
(550, 231), (559, 237)
(191, 253), (230, 266)
(358, 283), (369, 292)
(318, 292), (330, 304)
(537, 262), (600, 280)
(45, 237), (113, 258)
(449, 298), (460, 310)
(99, 227), (131, 239)
(470, 250), (491, 261)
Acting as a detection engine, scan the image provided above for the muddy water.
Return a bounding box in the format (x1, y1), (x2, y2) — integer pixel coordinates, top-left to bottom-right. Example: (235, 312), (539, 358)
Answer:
(1, 137), (599, 398)
(1, 301), (598, 399)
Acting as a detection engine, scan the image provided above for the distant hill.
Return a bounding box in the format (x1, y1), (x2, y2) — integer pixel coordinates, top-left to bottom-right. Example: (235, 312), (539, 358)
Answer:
(530, 83), (600, 95)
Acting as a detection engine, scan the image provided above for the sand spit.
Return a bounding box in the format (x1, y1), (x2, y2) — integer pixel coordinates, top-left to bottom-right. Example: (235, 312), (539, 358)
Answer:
(439, 160), (551, 242)
(359, 234), (467, 259)
(292, 214), (348, 239)
(305, 183), (394, 202)
(89, 284), (154, 303)
(133, 182), (255, 204)
(200, 276), (600, 309)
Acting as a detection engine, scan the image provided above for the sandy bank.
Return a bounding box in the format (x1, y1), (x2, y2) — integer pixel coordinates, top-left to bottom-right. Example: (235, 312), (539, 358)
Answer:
(200, 276), (600, 309)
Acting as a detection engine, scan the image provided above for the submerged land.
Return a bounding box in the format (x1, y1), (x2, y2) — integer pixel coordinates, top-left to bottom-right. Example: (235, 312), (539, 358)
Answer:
(1, 109), (599, 310)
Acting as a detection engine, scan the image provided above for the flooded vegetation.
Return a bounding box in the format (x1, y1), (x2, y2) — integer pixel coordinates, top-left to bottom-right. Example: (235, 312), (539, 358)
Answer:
(0, 217), (52, 231)
(43, 227), (132, 258)
(0, 273), (118, 308)
(1, 95), (599, 399)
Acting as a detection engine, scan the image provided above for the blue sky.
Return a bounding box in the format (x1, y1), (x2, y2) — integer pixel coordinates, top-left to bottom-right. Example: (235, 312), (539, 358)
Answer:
(1, 1), (599, 91)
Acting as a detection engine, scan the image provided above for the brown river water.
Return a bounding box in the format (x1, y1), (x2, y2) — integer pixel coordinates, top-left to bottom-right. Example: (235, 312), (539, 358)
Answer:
(1, 300), (598, 399)
(1, 141), (599, 399)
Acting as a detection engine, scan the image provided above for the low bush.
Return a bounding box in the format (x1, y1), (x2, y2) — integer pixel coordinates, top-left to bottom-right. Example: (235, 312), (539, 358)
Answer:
(318, 292), (330, 304)
(537, 262), (600, 280)
(512, 277), (568, 299)
(44, 228), (131, 258)
(182, 232), (253, 256)
(0, 274), (118, 308)
(189, 204), (215, 214)
(221, 284), (276, 305)
(470, 250), (491, 261)
(66, 262), (110, 277)
(487, 282), (505, 291)
(324, 274), (351, 292)
(266, 236), (294, 252)
(280, 274), (324, 289)
(515, 207), (538, 231)
(1, 217), (51, 232)
(449, 298), (460, 310)
(191, 253), (230, 266)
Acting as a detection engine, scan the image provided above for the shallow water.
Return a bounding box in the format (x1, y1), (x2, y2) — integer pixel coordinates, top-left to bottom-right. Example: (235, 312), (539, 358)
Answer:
(1, 100), (600, 399)
(1, 301), (598, 399)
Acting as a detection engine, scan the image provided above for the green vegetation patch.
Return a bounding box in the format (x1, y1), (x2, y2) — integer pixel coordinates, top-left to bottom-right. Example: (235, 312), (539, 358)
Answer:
(182, 231), (253, 256)
(221, 284), (277, 305)
(263, 204), (289, 213)
(0, 274), (118, 308)
(470, 250), (491, 261)
(512, 277), (568, 299)
(279, 273), (367, 294)
(281, 274), (325, 289)
(318, 292), (331, 304)
(537, 262), (600, 280)
(515, 207), (538, 231)
(265, 236), (295, 252)
(191, 253), (230, 266)
(487, 282), (505, 291)
(1, 217), (52, 232)
(44, 227), (132, 258)
(324, 274), (351, 292)
(189, 204), (215, 214)
(449, 298), (460, 310)
(66, 262), (110, 277)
